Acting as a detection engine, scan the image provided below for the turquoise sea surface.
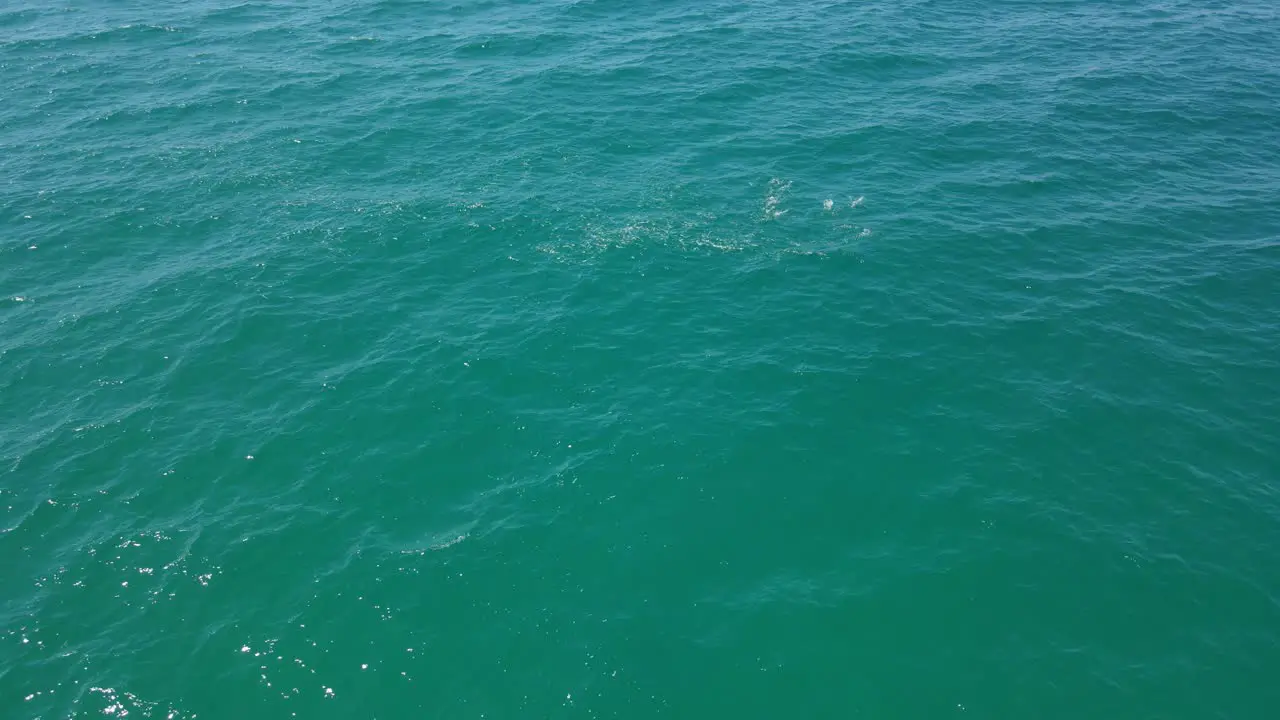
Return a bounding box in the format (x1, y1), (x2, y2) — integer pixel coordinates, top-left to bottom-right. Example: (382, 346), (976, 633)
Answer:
(3, 1), (1279, 717)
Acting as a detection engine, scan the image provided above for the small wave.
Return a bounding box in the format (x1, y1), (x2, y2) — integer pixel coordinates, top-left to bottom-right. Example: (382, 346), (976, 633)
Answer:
(400, 532), (469, 554)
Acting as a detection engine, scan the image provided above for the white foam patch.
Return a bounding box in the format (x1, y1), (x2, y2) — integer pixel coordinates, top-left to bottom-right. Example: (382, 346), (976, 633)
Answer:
(89, 687), (194, 719)
(762, 178), (791, 220)
(536, 214), (751, 258)
(528, 182), (875, 261)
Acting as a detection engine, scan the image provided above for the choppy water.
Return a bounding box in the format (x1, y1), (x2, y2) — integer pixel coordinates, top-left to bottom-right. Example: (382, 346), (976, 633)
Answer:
(3, 1), (1280, 717)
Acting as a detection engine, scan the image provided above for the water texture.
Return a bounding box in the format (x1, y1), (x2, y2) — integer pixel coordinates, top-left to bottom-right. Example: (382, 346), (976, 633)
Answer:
(3, 1), (1279, 717)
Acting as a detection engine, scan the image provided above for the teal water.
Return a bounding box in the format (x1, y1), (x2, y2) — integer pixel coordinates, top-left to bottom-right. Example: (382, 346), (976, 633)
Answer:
(3, 0), (1280, 717)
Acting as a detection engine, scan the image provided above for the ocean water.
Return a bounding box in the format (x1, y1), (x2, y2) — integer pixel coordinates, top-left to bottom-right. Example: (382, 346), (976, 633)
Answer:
(3, 0), (1279, 717)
